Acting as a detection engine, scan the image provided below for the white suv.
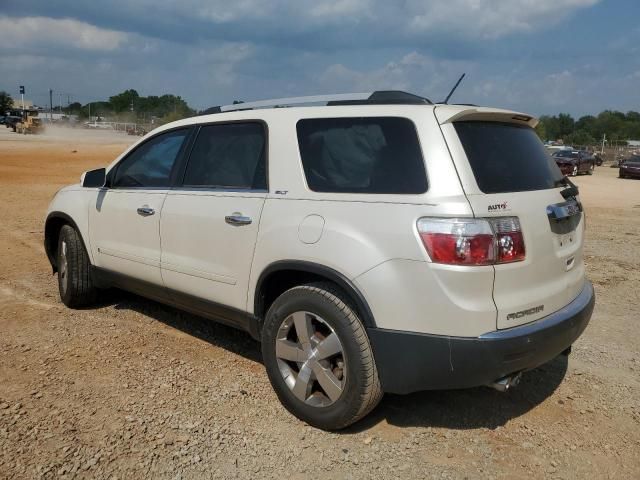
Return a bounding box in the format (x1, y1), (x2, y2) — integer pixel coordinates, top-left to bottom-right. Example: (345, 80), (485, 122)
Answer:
(45, 91), (594, 430)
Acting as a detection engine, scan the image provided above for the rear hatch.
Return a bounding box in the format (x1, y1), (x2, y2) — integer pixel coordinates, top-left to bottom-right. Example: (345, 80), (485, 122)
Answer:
(436, 107), (586, 329)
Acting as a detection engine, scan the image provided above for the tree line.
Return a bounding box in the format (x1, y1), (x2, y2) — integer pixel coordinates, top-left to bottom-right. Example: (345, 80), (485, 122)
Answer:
(3, 88), (640, 141)
(0, 89), (195, 125)
(536, 111), (640, 146)
(65, 89), (195, 124)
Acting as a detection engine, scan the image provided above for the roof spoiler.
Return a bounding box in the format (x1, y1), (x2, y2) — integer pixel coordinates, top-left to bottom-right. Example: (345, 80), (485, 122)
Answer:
(434, 106), (538, 128)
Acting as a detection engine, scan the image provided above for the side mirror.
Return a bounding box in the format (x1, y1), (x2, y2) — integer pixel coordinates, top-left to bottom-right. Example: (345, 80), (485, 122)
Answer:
(81, 168), (106, 188)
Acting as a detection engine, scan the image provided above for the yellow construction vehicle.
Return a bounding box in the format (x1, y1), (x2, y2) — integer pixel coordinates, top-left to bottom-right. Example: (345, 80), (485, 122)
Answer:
(15, 109), (44, 134)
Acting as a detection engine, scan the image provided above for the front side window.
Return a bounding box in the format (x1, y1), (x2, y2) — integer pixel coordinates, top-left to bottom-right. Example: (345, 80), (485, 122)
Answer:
(112, 129), (188, 188)
(296, 117), (427, 194)
(182, 122), (266, 189)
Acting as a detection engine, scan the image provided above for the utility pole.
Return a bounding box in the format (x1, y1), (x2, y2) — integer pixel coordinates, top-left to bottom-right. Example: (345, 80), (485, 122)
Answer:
(19, 85), (25, 112)
(601, 133), (606, 155)
(49, 89), (53, 121)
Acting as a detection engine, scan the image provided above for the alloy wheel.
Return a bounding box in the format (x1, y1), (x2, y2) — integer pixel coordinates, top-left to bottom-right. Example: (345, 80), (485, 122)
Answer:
(275, 311), (346, 407)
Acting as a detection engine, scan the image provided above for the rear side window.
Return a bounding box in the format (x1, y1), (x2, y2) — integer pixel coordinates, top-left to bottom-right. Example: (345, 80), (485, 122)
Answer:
(296, 117), (427, 194)
(183, 122), (266, 189)
(454, 121), (563, 194)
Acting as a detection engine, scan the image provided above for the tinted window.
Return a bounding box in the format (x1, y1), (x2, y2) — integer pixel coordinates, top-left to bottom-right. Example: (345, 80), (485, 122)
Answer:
(553, 150), (577, 158)
(454, 122), (564, 194)
(183, 123), (266, 189)
(296, 117), (427, 194)
(112, 129), (188, 188)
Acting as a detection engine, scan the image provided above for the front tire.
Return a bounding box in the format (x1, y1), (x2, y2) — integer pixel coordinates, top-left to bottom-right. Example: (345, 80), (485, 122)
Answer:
(262, 283), (383, 430)
(571, 165), (578, 176)
(57, 225), (97, 308)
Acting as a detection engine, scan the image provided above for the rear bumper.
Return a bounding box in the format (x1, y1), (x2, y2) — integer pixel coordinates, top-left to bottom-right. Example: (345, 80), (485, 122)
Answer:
(368, 281), (595, 394)
(620, 168), (640, 178)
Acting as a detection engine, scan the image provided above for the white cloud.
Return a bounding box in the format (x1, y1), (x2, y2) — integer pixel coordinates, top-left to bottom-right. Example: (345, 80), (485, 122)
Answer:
(0, 1), (621, 115)
(113, 0), (598, 38)
(406, 0), (600, 38)
(0, 16), (128, 51)
(317, 52), (474, 100)
(310, 0), (373, 18)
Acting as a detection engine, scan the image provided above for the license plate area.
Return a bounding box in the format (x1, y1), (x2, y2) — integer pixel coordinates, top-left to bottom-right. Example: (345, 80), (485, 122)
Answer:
(547, 199), (582, 235)
(558, 232), (576, 248)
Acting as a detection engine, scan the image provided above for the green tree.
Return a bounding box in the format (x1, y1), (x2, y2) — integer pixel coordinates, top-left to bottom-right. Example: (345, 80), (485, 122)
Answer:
(595, 111), (625, 142)
(565, 130), (595, 146)
(105, 89), (194, 121)
(109, 89), (139, 113)
(556, 113), (575, 140)
(79, 101), (113, 120)
(575, 115), (597, 138)
(538, 113), (575, 141)
(0, 91), (14, 114)
(64, 102), (82, 115)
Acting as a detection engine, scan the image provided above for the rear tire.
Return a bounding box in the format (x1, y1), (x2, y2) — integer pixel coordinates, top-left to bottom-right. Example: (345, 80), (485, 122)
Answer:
(57, 225), (97, 308)
(571, 165), (578, 176)
(262, 282), (383, 430)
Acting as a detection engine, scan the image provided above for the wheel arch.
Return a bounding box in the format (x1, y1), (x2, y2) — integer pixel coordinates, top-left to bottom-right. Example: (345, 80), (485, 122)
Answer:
(254, 260), (377, 329)
(44, 212), (89, 273)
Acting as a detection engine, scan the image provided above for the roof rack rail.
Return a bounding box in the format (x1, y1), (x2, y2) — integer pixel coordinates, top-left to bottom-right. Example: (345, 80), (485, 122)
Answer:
(200, 90), (432, 115)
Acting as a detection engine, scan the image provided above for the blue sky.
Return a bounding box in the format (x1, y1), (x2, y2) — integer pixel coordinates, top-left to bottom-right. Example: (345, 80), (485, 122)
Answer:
(1, 0), (638, 117)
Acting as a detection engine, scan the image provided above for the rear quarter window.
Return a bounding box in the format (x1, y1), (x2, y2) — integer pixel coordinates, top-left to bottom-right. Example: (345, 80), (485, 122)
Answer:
(296, 117), (427, 194)
(454, 121), (564, 194)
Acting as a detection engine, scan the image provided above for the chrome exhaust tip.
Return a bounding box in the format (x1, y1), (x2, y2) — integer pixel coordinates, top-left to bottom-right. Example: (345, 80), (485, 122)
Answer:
(488, 372), (522, 392)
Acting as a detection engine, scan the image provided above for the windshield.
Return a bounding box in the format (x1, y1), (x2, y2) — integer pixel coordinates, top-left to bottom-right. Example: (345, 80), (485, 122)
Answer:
(454, 121), (564, 194)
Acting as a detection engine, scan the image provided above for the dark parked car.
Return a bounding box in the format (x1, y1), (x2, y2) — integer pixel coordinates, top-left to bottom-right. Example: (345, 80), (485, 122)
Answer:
(619, 156), (640, 179)
(4, 116), (23, 132)
(552, 150), (596, 176)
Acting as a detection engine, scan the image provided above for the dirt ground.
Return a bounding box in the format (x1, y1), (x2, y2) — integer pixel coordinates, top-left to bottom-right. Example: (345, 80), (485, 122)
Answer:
(0, 126), (639, 479)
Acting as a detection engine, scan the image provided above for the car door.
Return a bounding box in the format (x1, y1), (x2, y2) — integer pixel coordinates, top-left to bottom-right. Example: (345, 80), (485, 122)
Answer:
(578, 152), (586, 172)
(160, 121), (268, 312)
(579, 152), (592, 173)
(88, 128), (191, 285)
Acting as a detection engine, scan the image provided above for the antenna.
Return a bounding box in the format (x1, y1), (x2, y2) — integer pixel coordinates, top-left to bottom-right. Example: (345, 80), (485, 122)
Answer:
(442, 73), (466, 104)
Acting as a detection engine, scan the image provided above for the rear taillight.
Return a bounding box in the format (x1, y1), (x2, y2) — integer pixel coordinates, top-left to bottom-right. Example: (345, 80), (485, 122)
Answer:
(491, 217), (525, 263)
(417, 217), (525, 266)
(416, 218), (495, 265)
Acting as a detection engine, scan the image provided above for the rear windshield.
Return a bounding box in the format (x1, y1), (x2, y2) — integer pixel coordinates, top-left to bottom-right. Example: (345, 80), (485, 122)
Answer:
(296, 117), (427, 194)
(454, 121), (564, 194)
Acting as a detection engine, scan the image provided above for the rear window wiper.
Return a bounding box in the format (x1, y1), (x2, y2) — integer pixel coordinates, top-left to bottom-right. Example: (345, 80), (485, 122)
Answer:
(555, 177), (579, 199)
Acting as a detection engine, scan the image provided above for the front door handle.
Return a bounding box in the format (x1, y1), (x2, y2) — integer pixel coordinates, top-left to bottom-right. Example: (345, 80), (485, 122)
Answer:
(225, 213), (252, 226)
(137, 206), (155, 217)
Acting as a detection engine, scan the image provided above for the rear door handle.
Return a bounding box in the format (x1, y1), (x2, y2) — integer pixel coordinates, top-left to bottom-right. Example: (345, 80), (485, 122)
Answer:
(225, 214), (252, 226)
(137, 206), (155, 217)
